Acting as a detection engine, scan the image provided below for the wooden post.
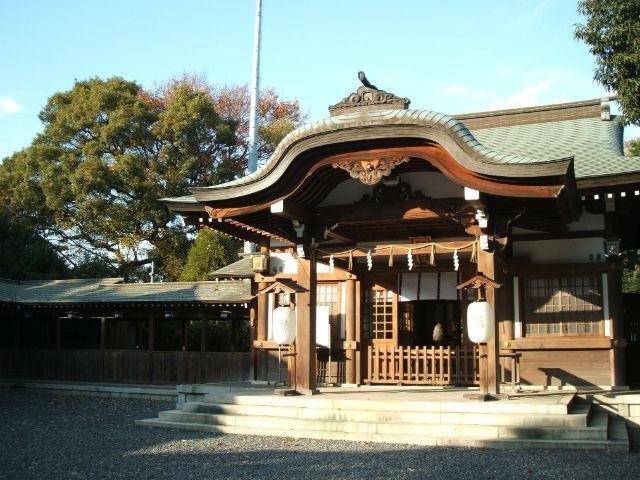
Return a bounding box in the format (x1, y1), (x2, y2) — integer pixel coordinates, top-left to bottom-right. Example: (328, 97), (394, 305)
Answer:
(55, 317), (62, 351)
(200, 312), (207, 383)
(249, 304), (257, 381)
(295, 254), (317, 393)
(355, 280), (362, 385)
(345, 278), (356, 384)
(257, 281), (269, 381)
(100, 317), (106, 381)
(14, 312), (20, 349)
(149, 316), (156, 383)
(478, 248), (500, 395)
(608, 268), (626, 387)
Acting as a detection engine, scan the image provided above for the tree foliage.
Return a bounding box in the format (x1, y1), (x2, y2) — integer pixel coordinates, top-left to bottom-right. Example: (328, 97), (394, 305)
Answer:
(179, 228), (240, 282)
(0, 212), (68, 280)
(575, 0), (640, 124)
(625, 138), (640, 156)
(0, 76), (305, 280)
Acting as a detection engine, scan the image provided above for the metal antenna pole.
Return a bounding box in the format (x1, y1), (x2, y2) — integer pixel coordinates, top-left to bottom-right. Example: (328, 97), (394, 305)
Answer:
(244, 0), (263, 255)
(247, 0), (262, 174)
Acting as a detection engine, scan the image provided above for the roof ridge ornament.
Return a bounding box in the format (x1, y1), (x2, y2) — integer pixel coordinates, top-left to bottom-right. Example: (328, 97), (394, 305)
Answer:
(329, 71), (410, 116)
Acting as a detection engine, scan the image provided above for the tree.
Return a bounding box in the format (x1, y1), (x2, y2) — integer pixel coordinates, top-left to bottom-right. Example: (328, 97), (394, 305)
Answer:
(179, 228), (239, 282)
(0, 212), (69, 280)
(625, 138), (640, 156)
(0, 76), (305, 280)
(575, 0), (640, 124)
(150, 74), (307, 168)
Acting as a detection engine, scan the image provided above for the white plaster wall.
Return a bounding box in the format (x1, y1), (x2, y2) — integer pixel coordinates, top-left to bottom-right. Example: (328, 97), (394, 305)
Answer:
(513, 237), (605, 263)
(513, 210), (604, 235)
(268, 252), (330, 275)
(568, 211), (605, 232)
(319, 172), (463, 206)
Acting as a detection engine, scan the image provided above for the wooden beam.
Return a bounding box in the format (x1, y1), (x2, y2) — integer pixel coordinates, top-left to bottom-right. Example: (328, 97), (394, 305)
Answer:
(270, 199), (327, 224)
(224, 218), (295, 245)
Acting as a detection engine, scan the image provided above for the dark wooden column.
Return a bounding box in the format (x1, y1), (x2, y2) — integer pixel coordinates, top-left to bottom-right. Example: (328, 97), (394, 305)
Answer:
(478, 248), (500, 395)
(14, 313), (20, 349)
(99, 316), (107, 381)
(345, 278), (356, 384)
(355, 280), (363, 385)
(148, 316), (156, 383)
(256, 281), (269, 381)
(249, 303), (257, 381)
(608, 268), (626, 387)
(200, 312), (207, 383)
(295, 255), (317, 393)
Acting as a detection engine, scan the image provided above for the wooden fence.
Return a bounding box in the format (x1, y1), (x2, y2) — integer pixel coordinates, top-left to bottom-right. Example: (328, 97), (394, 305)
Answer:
(0, 349), (251, 384)
(366, 345), (480, 386)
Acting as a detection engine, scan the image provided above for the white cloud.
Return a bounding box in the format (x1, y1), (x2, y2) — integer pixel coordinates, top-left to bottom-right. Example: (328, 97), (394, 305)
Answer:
(489, 75), (555, 110)
(0, 97), (22, 115)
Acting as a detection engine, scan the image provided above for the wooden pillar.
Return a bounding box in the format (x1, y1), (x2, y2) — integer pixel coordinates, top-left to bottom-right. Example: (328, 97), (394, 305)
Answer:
(149, 316), (156, 383)
(295, 254), (317, 393)
(257, 281), (269, 381)
(478, 248), (500, 395)
(100, 317), (106, 381)
(345, 278), (356, 384)
(100, 317), (106, 350)
(200, 312), (207, 383)
(608, 268), (626, 387)
(14, 313), (21, 349)
(355, 280), (363, 385)
(249, 304), (257, 381)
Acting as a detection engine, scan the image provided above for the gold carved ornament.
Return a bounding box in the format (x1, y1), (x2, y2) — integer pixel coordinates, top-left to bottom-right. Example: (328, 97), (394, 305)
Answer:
(332, 156), (410, 185)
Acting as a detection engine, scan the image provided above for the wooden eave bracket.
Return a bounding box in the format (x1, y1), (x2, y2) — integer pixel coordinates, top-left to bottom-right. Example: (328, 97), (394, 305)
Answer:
(259, 279), (308, 295)
(456, 274), (501, 291)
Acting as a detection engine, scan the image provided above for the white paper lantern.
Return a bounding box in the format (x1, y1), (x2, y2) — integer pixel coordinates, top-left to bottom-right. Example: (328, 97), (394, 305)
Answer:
(272, 306), (296, 345)
(466, 300), (494, 344)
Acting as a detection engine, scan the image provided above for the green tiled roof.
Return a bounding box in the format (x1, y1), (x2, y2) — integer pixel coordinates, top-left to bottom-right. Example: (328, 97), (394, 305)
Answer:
(0, 279), (18, 302)
(209, 257), (254, 278)
(470, 116), (640, 179)
(0, 278), (252, 305)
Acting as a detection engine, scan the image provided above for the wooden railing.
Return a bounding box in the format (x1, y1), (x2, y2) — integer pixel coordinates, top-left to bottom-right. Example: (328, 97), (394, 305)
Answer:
(366, 345), (480, 386)
(0, 349), (251, 384)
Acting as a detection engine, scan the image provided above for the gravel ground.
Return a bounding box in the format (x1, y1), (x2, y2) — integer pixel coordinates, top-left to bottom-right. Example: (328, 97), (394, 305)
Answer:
(1, 388), (640, 480)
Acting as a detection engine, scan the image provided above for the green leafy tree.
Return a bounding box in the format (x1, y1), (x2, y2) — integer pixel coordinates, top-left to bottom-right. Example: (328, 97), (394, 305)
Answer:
(625, 138), (640, 156)
(575, 0), (640, 125)
(0, 76), (305, 280)
(0, 212), (69, 280)
(179, 228), (240, 281)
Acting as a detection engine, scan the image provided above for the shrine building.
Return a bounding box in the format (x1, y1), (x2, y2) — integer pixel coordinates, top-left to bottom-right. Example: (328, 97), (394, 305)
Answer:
(163, 76), (640, 395)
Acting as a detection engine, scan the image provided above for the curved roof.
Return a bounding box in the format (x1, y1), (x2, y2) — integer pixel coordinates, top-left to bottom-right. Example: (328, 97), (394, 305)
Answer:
(473, 115), (640, 180)
(190, 108), (573, 203)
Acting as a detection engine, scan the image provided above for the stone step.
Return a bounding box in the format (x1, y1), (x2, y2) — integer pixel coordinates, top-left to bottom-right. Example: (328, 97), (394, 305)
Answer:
(181, 401), (590, 428)
(157, 408), (608, 441)
(135, 417), (628, 451)
(202, 393), (574, 415)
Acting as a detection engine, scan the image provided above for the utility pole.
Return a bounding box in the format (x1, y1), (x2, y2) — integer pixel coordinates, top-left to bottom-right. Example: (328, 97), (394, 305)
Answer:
(245, 0), (262, 254)
(247, 0), (262, 174)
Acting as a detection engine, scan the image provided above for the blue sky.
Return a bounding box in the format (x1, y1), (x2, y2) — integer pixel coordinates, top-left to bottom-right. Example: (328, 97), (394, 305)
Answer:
(0, 0), (638, 160)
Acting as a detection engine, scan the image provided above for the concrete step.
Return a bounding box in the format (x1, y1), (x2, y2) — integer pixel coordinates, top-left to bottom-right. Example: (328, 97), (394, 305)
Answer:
(135, 417), (628, 451)
(202, 393), (574, 415)
(156, 408), (606, 441)
(181, 401), (591, 428)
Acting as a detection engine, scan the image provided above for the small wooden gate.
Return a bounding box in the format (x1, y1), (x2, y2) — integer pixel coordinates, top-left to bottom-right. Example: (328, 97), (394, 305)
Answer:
(366, 344), (479, 386)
